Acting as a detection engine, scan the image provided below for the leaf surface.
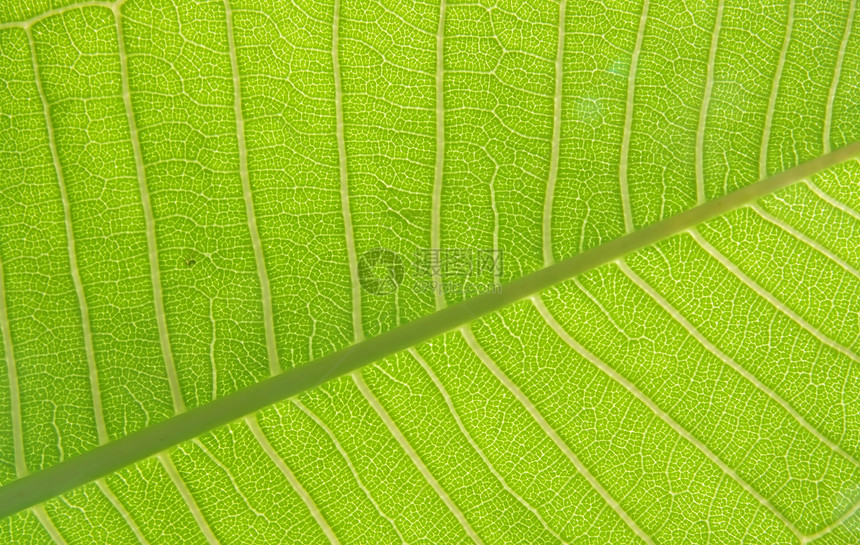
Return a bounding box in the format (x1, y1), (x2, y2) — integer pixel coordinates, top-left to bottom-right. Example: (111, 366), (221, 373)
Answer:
(1, 0), (859, 543)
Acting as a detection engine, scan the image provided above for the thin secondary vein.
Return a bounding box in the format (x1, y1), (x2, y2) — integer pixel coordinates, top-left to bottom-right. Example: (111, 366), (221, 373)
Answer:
(760, 0), (795, 179)
(751, 204), (860, 281)
(690, 228), (860, 365)
(805, 175), (860, 222)
(0, 253), (26, 478)
(532, 295), (804, 542)
(28, 27), (108, 445)
(409, 348), (567, 543)
(224, 0), (280, 376)
(802, 494), (860, 543)
(291, 399), (407, 544)
(96, 479), (150, 545)
(353, 372), (484, 544)
(542, 0), (567, 266)
(489, 166), (500, 291)
(333, 0), (363, 343)
(618, 0), (650, 233)
(193, 437), (269, 519)
(695, 0), (724, 205)
(804, 174), (860, 221)
(32, 506), (68, 545)
(0, 0), (115, 30)
(431, 0), (447, 309)
(158, 453), (221, 545)
(246, 416), (340, 544)
(823, 0), (856, 154)
(460, 325), (655, 545)
(113, 5), (185, 414)
(617, 260), (860, 469)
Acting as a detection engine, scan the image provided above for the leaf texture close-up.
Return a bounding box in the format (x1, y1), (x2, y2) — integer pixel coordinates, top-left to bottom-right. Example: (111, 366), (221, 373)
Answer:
(1, 0), (860, 542)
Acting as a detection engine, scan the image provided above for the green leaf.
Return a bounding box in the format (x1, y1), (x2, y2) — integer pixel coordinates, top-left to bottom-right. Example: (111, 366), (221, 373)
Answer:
(0, 0), (859, 543)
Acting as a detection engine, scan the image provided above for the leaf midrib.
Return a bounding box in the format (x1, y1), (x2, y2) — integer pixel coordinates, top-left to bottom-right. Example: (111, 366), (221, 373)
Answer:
(1, 140), (859, 520)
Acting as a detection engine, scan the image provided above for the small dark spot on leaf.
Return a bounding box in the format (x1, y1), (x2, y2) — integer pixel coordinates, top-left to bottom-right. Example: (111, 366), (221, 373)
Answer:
(181, 249), (202, 269)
